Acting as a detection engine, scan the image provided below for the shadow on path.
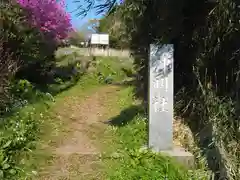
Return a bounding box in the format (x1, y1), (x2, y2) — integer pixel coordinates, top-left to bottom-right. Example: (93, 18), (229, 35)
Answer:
(105, 105), (144, 127)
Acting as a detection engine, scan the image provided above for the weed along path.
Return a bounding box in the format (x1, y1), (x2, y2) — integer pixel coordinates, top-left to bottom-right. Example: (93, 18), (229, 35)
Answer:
(37, 85), (122, 180)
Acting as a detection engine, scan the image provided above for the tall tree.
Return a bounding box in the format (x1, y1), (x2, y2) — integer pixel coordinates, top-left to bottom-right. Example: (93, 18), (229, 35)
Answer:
(97, 4), (129, 49)
(68, 30), (86, 46)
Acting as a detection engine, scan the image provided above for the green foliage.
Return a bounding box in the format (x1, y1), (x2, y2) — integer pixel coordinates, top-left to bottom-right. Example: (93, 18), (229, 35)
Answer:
(93, 57), (129, 84)
(0, 105), (43, 179)
(11, 80), (34, 99)
(0, 63), (85, 179)
(0, 2), (97, 180)
(1, 1), (57, 85)
(0, 3), (20, 112)
(68, 31), (86, 47)
(0, 46), (17, 113)
(108, 148), (196, 180)
(0, 34), (88, 180)
(176, 87), (240, 179)
(97, 7), (129, 49)
(176, 1), (240, 179)
(104, 87), (209, 180)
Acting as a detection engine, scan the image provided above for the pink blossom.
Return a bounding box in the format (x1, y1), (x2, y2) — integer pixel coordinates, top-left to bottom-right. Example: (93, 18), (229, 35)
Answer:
(17, 0), (73, 41)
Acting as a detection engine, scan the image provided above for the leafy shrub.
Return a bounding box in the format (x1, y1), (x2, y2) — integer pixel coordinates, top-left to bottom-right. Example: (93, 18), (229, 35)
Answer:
(94, 57), (127, 84)
(10, 79), (34, 99)
(176, 88), (240, 179)
(0, 2), (20, 113)
(0, 106), (41, 179)
(68, 31), (86, 47)
(1, 1), (58, 85)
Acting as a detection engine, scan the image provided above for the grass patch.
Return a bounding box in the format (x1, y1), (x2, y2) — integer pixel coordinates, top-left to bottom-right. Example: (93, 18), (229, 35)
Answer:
(0, 98), (52, 179)
(103, 86), (209, 180)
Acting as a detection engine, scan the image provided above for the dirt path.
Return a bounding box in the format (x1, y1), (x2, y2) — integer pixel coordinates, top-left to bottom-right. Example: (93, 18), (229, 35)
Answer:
(38, 85), (121, 180)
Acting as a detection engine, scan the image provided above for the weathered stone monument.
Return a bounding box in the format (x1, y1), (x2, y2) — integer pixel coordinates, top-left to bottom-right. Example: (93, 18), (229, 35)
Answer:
(148, 44), (194, 167)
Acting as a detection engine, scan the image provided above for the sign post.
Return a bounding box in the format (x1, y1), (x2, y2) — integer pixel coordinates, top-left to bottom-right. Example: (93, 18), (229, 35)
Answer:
(90, 34), (109, 56)
(148, 44), (194, 167)
(149, 44), (174, 151)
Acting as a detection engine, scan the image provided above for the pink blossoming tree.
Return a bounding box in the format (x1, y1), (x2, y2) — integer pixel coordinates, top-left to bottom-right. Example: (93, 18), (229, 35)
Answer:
(17, 0), (73, 41)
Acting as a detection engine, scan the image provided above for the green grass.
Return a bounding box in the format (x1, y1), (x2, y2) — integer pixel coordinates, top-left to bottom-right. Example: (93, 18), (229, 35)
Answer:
(15, 55), (132, 179)
(0, 96), (51, 179)
(0, 53), (209, 179)
(102, 86), (209, 180)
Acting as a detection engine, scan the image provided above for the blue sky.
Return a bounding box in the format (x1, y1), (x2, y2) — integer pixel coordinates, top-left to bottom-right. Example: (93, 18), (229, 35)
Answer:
(65, 0), (104, 29)
(65, 0), (121, 30)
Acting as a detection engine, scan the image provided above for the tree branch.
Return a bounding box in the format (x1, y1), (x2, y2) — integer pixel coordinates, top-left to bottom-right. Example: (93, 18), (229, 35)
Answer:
(73, 0), (117, 17)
